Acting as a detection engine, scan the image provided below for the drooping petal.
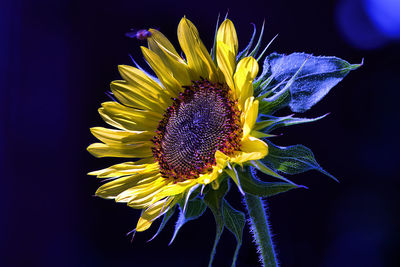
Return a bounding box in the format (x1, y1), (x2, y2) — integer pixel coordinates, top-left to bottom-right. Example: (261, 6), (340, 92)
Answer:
(116, 177), (168, 203)
(177, 17), (218, 81)
(234, 57), (259, 109)
(232, 136), (268, 164)
(147, 29), (192, 86)
(136, 197), (176, 232)
(95, 171), (160, 199)
(152, 179), (197, 201)
(127, 185), (167, 209)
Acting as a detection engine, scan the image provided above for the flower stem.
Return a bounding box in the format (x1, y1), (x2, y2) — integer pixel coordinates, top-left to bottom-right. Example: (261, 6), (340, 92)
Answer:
(243, 193), (278, 267)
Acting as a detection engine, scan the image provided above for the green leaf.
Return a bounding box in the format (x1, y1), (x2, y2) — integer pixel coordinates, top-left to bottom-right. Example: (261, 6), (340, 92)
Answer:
(259, 56), (309, 115)
(222, 200), (246, 267)
(148, 205), (176, 242)
(169, 198), (207, 244)
(204, 178), (230, 267)
(263, 140), (338, 181)
(238, 167), (300, 197)
(260, 53), (362, 113)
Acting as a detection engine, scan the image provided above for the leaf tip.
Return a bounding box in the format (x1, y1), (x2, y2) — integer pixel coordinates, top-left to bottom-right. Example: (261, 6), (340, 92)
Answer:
(350, 58), (364, 70)
(296, 184), (309, 190)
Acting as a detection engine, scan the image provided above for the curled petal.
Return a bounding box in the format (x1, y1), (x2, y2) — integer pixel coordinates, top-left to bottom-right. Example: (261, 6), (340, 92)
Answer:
(232, 136), (269, 163)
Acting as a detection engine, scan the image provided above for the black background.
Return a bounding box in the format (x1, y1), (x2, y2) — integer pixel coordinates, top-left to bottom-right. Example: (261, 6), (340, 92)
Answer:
(1, 0), (399, 266)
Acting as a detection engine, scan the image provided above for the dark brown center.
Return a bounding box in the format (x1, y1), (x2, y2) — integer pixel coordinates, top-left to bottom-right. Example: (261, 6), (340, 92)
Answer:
(152, 80), (242, 181)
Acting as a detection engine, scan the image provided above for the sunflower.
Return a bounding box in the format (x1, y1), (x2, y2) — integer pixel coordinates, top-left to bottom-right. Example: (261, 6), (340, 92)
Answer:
(88, 17), (268, 232)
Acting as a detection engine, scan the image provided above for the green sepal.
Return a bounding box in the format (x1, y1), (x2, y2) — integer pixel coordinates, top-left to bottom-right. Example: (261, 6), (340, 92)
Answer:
(254, 75), (274, 96)
(262, 140), (338, 182)
(255, 113), (328, 133)
(204, 178), (230, 267)
(258, 83), (291, 115)
(253, 58), (273, 95)
(250, 130), (276, 139)
(210, 14), (221, 64)
(188, 184), (203, 200)
(238, 167), (300, 197)
(250, 160), (296, 185)
(225, 163), (245, 195)
(148, 205), (176, 242)
(222, 200), (246, 267)
(248, 20), (265, 58)
(256, 34), (279, 62)
(237, 23), (257, 62)
(253, 119), (276, 131)
(169, 198), (207, 245)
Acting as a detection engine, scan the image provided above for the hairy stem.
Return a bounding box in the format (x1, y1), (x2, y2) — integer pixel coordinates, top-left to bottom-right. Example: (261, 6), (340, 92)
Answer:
(243, 193), (278, 267)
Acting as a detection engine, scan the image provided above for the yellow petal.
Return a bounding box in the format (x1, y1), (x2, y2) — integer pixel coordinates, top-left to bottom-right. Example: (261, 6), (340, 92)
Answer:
(232, 136), (268, 163)
(88, 159), (157, 178)
(90, 127), (154, 145)
(196, 150), (229, 184)
(196, 173), (213, 185)
(241, 97), (259, 138)
(118, 65), (164, 95)
(99, 102), (161, 131)
(95, 171), (160, 199)
(87, 142), (153, 158)
(153, 179), (196, 201)
(216, 41), (236, 90)
(147, 29), (192, 85)
(234, 57), (259, 109)
(216, 19), (238, 90)
(216, 19), (238, 56)
(177, 17), (218, 81)
(147, 29), (179, 55)
(110, 80), (168, 113)
(141, 46), (182, 97)
(117, 65), (171, 109)
(127, 185), (166, 209)
(116, 177), (167, 203)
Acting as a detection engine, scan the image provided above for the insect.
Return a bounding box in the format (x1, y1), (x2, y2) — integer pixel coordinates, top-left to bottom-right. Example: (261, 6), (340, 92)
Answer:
(125, 29), (152, 40)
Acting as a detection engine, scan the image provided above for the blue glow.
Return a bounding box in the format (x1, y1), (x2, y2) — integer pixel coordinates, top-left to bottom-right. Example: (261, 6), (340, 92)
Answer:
(365, 0), (400, 38)
(336, 0), (388, 50)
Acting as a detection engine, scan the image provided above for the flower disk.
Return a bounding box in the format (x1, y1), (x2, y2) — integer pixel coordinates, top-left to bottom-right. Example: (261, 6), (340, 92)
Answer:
(152, 80), (242, 182)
